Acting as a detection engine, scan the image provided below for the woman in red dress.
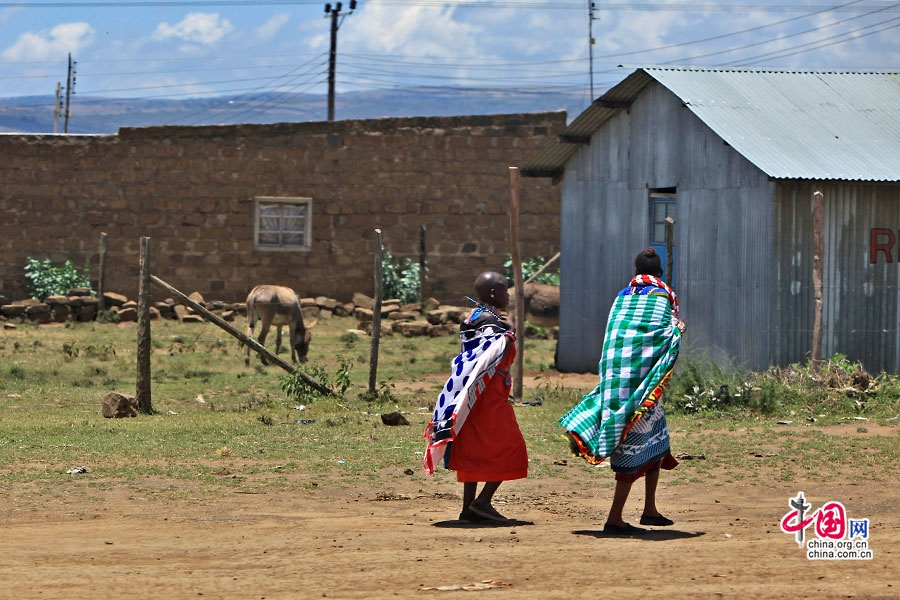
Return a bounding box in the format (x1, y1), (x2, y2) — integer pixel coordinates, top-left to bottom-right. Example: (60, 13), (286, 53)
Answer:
(423, 271), (528, 523)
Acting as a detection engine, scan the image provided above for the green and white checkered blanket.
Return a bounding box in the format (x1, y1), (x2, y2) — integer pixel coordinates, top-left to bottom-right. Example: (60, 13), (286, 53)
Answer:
(559, 291), (683, 464)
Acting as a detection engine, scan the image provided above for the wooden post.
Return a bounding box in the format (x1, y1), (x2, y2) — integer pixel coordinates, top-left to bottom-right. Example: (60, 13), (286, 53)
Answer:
(136, 237), (152, 414)
(369, 229), (384, 395)
(665, 216), (675, 283)
(97, 232), (107, 312)
(150, 275), (335, 396)
(508, 167), (525, 400)
(812, 189), (825, 367)
(418, 225), (427, 303)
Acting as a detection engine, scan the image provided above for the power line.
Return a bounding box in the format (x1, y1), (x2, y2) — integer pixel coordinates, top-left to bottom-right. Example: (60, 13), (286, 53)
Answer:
(725, 16), (900, 65)
(666, 0), (900, 63)
(171, 54), (325, 123)
(215, 76), (325, 123)
(3, 1), (899, 10)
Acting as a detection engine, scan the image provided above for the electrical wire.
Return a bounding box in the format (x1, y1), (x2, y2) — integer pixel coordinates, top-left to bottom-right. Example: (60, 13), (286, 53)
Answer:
(725, 17), (900, 65)
(666, 0), (900, 64)
(172, 54), (325, 123)
(2, 1), (898, 11)
(215, 76), (325, 123)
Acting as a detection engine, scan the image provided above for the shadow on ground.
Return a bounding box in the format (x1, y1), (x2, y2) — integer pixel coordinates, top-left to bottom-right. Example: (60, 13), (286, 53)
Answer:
(432, 519), (535, 529)
(573, 529), (705, 540)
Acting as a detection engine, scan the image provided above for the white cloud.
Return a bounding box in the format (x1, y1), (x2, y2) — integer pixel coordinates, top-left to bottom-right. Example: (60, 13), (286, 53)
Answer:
(153, 12), (234, 46)
(2, 21), (94, 61)
(255, 12), (290, 41)
(339, 4), (484, 57)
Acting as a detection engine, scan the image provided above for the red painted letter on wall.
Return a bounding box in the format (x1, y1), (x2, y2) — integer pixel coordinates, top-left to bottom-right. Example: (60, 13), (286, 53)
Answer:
(870, 228), (894, 264)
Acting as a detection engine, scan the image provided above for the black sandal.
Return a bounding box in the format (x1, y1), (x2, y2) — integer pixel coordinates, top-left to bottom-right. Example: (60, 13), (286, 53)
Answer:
(639, 514), (674, 526)
(458, 509), (488, 523)
(602, 523), (647, 535)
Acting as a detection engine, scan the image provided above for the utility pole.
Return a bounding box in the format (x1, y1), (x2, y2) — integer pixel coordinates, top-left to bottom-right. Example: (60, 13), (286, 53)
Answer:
(588, 1), (597, 100)
(324, 0), (356, 121)
(53, 82), (61, 133)
(63, 53), (77, 133)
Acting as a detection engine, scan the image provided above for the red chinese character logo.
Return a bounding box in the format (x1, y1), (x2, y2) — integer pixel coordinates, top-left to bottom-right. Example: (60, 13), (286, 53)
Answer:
(815, 502), (846, 540)
(780, 510), (814, 533)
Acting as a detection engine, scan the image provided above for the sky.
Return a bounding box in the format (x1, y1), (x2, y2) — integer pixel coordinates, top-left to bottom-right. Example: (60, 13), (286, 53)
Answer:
(0, 0), (898, 113)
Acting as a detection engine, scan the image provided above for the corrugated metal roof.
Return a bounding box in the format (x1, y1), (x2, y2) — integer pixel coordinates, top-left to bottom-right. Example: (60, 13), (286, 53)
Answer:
(523, 67), (900, 182)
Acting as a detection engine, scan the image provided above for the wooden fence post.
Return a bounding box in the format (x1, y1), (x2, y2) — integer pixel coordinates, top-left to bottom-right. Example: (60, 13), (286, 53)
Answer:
(508, 167), (525, 400)
(812, 189), (825, 367)
(136, 236), (152, 414)
(418, 225), (427, 303)
(369, 229), (384, 395)
(97, 232), (107, 312)
(665, 216), (675, 284)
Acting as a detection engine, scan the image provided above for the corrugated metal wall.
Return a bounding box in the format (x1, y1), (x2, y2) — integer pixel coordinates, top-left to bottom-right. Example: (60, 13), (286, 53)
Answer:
(559, 81), (775, 373)
(773, 182), (900, 372)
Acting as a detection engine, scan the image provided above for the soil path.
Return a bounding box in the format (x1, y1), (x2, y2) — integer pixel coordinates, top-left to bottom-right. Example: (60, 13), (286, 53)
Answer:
(2, 475), (896, 599)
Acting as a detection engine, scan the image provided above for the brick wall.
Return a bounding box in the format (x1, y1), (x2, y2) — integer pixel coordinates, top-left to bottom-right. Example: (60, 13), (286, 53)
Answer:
(0, 112), (565, 303)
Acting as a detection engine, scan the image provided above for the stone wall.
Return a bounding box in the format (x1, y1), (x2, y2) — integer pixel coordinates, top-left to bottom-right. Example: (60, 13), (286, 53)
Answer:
(0, 112), (565, 304)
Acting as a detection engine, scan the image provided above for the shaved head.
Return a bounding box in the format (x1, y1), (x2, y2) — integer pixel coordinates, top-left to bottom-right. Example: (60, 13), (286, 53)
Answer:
(474, 271), (509, 309)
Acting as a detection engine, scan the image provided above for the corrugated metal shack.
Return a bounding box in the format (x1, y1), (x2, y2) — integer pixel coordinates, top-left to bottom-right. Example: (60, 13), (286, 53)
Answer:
(524, 67), (900, 373)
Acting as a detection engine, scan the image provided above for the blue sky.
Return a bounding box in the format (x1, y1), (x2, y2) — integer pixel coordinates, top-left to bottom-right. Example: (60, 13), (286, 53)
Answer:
(1, 0), (897, 109)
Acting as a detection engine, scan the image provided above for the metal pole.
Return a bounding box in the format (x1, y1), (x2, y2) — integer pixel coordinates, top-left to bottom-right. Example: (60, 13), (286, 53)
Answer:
(369, 229), (383, 394)
(508, 167), (525, 400)
(136, 237), (152, 414)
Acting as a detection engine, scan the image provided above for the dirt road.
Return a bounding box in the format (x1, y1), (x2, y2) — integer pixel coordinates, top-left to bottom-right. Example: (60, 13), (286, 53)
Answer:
(2, 473), (895, 599)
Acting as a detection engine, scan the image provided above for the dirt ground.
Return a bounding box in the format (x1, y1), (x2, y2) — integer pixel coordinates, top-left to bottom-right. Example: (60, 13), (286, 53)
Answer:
(2, 371), (897, 600)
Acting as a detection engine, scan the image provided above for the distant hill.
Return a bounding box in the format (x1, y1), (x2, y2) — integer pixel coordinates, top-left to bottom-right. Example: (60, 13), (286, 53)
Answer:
(0, 86), (591, 133)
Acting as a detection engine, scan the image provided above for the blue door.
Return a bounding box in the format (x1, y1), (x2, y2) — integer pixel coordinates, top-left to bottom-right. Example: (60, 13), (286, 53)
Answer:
(650, 195), (676, 287)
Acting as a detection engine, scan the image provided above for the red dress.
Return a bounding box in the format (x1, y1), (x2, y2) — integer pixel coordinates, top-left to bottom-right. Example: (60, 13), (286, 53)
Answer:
(447, 342), (528, 482)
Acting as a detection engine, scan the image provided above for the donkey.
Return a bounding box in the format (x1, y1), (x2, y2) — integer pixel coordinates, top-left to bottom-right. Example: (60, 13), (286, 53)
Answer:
(245, 285), (315, 366)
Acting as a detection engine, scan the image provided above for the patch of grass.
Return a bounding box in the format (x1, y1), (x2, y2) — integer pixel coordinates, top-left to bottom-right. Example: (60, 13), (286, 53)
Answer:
(0, 317), (896, 501)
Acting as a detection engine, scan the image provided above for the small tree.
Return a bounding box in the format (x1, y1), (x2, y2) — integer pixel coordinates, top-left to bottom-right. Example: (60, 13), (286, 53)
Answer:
(23, 257), (92, 301)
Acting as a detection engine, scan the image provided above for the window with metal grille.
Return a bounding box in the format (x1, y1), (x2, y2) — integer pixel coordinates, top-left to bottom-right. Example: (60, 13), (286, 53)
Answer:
(254, 197), (312, 251)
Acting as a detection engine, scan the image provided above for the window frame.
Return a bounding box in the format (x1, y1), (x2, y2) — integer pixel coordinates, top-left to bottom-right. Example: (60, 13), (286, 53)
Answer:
(253, 196), (313, 252)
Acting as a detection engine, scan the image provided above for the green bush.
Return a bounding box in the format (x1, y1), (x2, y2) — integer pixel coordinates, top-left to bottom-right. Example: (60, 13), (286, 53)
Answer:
(280, 356), (353, 403)
(24, 257), (92, 301)
(382, 251), (422, 303)
(504, 254), (560, 286)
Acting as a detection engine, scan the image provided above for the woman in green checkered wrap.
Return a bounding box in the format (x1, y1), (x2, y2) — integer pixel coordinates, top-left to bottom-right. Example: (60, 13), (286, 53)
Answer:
(559, 248), (685, 535)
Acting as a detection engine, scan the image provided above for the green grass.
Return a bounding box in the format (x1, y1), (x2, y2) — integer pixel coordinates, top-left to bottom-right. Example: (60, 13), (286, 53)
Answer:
(0, 316), (898, 499)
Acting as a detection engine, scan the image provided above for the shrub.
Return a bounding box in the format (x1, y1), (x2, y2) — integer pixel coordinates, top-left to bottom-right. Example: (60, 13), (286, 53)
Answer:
(280, 356), (353, 403)
(382, 251), (422, 303)
(504, 254), (560, 286)
(24, 257), (92, 301)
